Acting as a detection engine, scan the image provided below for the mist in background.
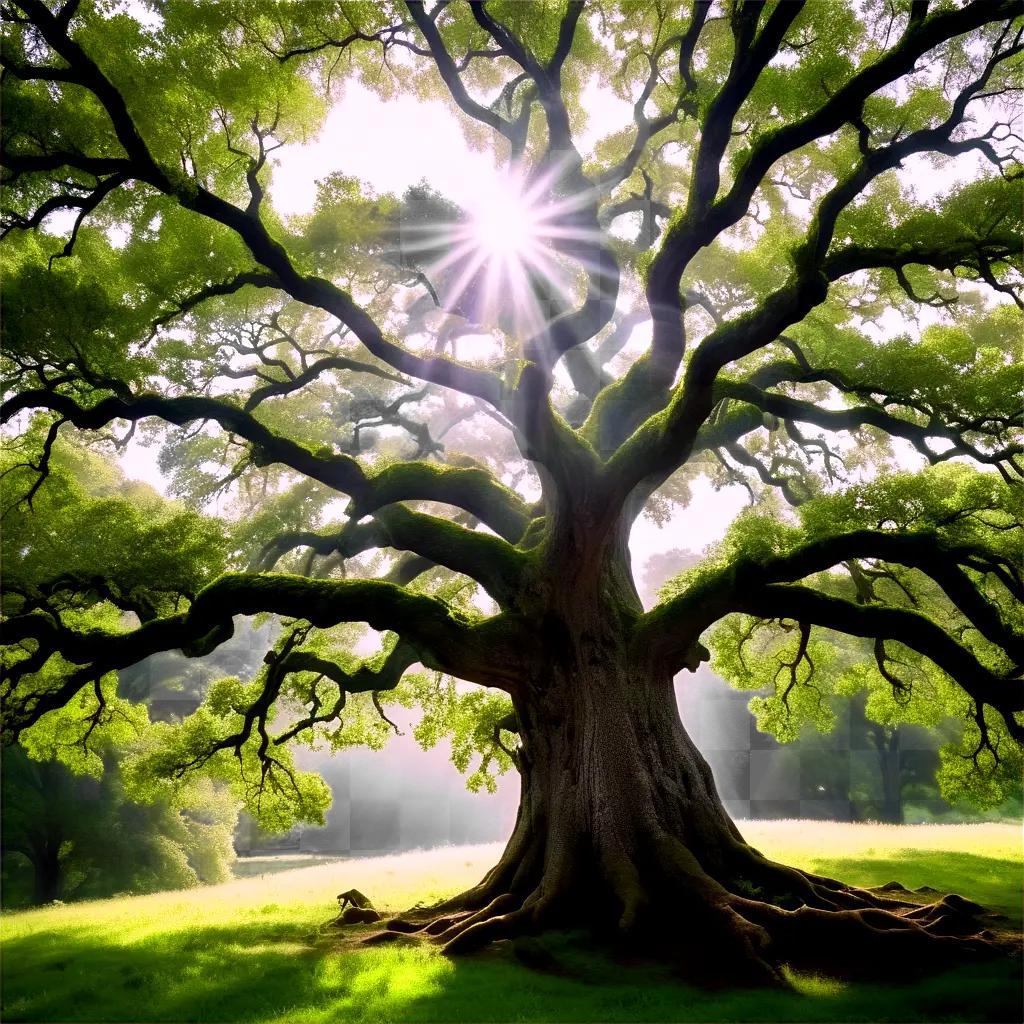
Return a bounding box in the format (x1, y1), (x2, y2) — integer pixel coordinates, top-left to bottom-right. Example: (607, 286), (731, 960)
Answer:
(215, 546), (990, 861)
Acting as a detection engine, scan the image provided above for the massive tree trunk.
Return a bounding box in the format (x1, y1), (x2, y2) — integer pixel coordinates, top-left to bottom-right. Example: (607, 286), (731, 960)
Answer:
(444, 648), (789, 985)
(377, 518), (1006, 983)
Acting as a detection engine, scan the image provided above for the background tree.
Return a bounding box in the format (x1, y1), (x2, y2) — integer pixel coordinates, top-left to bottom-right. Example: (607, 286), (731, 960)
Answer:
(2, 0), (1022, 987)
(1, 744), (238, 908)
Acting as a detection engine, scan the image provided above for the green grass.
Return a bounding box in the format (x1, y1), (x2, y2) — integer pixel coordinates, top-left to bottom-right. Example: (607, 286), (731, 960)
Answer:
(2, 823), (1021, 1023)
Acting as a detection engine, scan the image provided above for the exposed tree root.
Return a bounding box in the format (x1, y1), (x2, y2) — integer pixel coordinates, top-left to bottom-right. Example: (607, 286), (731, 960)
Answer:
(353, 840), (1016, 990)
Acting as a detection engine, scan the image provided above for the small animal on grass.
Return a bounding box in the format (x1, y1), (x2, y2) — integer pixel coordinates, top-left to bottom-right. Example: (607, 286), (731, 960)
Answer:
(335, 888), (381, 924)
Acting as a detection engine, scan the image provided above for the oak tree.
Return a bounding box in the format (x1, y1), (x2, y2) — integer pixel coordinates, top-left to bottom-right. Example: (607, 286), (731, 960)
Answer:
(2, 0), (1023, 985)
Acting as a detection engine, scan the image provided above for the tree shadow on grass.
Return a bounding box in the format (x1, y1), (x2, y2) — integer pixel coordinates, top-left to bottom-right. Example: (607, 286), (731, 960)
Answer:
(2, 850), (1020, 1024)
(3, 922), (1020, 1024)
(1, 919), (330, 1023)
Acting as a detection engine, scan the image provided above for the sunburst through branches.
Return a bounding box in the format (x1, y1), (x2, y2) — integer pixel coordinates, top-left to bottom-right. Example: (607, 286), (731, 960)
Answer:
(398, 162), (601, 343)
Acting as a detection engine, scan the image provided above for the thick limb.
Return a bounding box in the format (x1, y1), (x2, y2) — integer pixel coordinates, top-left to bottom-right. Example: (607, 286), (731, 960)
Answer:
(2, 572), (525, 739)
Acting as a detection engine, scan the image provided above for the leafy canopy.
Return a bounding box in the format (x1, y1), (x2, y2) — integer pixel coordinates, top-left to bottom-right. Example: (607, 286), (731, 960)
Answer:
(1, 0), (1021, 822)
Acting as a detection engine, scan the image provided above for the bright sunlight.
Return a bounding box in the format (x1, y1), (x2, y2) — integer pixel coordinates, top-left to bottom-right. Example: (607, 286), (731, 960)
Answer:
(399, 161), (599, 341)
(469, 186), (539, 263)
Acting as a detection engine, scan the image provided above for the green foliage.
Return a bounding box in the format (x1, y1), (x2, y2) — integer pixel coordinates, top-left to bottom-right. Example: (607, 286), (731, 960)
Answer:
(17, 674), (149, 779)
(744, 2), (862, 124)
(840, 175), (1023, 253)
(669, 465), (1022, 809)
(786, 310), (1022, 442)
(122, 703), (331, 834)
(666, 465), (1021, 595)
(800, 464), (1022, 562)
(291, 173), (399, 275)
(396, 673), (516, 793)
(74, 0), (326, 202)
(2, 423), (228, 620)
(937, 712), (1024, 811)
(0, 231), (156, 392)
(1, 744), (239, 908)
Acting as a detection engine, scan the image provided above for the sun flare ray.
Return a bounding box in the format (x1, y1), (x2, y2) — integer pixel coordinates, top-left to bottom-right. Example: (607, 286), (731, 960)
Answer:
(397, 164), (601, 345)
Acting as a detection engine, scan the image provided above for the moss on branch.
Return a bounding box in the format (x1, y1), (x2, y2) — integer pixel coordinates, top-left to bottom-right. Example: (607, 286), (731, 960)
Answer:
(2, 572), (525, 741)
(0, 390), (530, 539)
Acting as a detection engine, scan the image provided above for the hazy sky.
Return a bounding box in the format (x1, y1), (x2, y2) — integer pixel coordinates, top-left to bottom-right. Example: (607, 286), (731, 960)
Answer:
(271, 79), (635, 216)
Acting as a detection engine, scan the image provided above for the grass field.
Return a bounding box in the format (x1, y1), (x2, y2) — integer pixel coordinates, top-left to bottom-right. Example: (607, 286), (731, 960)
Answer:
(2, 821), (1021, 1023)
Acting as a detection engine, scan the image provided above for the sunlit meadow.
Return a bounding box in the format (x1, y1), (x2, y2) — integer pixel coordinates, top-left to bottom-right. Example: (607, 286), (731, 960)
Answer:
(3, 822), (1021, 1024)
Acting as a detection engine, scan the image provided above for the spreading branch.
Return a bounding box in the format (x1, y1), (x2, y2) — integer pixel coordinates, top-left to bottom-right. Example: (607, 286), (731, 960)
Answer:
(2, 571), (525, 741)
(0, 389), (531, 539)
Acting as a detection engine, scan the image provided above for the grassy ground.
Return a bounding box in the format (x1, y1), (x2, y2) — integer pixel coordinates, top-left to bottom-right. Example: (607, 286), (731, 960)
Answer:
(2, 821), (1021, 1023)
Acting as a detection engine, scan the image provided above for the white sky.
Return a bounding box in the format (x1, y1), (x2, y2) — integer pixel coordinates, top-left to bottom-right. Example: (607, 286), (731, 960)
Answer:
(273, 83), (499, 217)
(270, 79), (634, 217)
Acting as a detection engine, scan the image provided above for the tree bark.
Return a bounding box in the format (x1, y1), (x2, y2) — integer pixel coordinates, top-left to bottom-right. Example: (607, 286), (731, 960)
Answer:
(379, 530), (1006, 983)
(876, 727), (904, 825)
